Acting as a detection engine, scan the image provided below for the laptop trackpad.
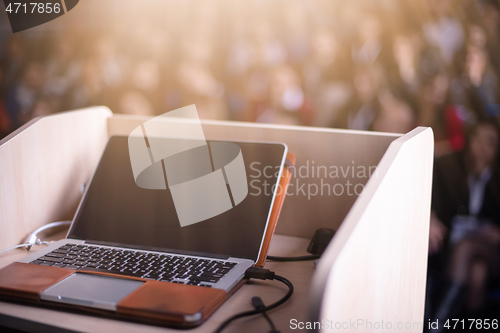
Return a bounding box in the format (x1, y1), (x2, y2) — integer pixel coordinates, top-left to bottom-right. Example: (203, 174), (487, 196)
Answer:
(41, 273), (144, 311)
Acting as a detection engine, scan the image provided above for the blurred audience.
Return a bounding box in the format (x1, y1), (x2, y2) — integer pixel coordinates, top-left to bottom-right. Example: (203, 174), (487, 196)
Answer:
(0, 0), (498, 147)
(429, 120), (500, 327)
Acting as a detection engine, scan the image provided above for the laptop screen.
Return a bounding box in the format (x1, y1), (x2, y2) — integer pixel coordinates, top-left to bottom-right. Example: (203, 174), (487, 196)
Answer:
(68, 136), (287, 261)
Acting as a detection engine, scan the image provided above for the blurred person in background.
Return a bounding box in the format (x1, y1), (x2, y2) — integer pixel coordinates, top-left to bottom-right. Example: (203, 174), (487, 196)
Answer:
(93, 34), (125, 90)
(481, 0), (500, 73)
(119, 90), (154, 117)
(0, 36), (26, 134)
(5, 60), (46, 128)
(282, 2), (309, 66)
(462, 42), (500, 118)
(71, 57), (105, 109)
(303, 27), (352, 127)
(0, 67), (11, 137)
(117, 59), (162, 116)
(256, 64), (310, 126)
(417, 73), (465, 156)
(44, 32), (82, 113)
(429, 119), (500, 325)
(392, 34), (421, 94)
(225, 24), (255, 121)
(423, 0), (464, 66)
(371, 89), (416, 134)
(0, 35), (25, 94)
(238, 19), (290, 123)
(176, 30), (227, 120)
(333, 64), (383, 130)
(351, 14), (383, 66)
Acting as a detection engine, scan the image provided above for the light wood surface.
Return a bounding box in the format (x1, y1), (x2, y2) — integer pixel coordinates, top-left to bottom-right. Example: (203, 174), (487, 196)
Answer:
(0, 107), (111, 249)
(0, 107), (433, 333)
(0, 233), (314, 333)
(109, 114), (400, 239)
(309, 127), (434, 333)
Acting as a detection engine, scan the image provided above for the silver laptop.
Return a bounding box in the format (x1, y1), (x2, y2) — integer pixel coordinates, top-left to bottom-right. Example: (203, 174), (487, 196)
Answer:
(19, 136), (287, 314)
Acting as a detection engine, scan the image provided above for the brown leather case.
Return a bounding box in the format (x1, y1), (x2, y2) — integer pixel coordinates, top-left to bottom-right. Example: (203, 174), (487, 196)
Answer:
(255, 152), (295, 267)
(0, 262), (73, 300)
(0, 263), (226, 327)
(0, 152), (295, 327)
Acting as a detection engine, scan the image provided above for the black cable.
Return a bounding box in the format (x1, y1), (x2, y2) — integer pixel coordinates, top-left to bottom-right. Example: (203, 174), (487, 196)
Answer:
(262, 312), (279, 333)
(213, 268), (294, 333)
(252, 297), (280, 333)
(266, 254), (320, 262)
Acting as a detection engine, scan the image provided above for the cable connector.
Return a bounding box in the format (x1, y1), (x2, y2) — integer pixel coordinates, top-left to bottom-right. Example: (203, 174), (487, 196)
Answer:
(244, 267), (276, 280)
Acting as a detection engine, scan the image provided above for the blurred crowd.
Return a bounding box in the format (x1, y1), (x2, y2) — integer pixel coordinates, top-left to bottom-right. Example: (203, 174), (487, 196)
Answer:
(0, 0), (498, 157)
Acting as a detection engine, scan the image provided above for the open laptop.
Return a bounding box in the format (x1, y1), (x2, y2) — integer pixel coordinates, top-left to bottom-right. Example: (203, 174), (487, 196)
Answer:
(15, 135), (288, 325)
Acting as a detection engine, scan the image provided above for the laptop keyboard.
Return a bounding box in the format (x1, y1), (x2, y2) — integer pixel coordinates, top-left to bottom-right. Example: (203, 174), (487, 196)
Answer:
(29, 244), (237, 287)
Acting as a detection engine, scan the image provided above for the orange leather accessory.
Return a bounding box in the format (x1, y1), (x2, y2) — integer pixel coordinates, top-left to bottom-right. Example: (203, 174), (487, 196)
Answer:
(0, 264), (231, 328)
(255, 152), (295, 267)
(116, 280), (226, 325)
(0, 262), (73, 300)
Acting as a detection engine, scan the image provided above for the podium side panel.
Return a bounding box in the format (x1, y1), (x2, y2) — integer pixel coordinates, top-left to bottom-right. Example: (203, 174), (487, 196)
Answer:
(0, 107), (112, 249)
(310, 127), (434, 333)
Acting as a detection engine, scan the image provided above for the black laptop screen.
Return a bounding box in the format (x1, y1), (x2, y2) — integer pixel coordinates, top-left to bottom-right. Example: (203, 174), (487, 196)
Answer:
(68, 136), (286, 261)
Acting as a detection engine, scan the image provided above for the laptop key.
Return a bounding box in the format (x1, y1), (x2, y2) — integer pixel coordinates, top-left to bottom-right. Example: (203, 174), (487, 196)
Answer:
(196, 271), (217, 277)
(64, 265), (81, 270)
(30, 260), (43, 265)
(121, 268), (140, 276)
(80, 267), (124, 275)
(46, 253), (65, 258)
(52, 263), (67, 268)
(39, 261), (54, 266)
(38, 256), (64, 263)
(146, 272), (162, 279)
(159, 278), (173, 282)
(190, 276), (219, 283)
(127, 271), (145, 278)
(135, 268), (148, 275)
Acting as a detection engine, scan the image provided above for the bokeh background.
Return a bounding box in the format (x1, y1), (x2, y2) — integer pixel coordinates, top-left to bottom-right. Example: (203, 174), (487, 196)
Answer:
(1, 0), (500, 327)
(0, 0), (498, 153)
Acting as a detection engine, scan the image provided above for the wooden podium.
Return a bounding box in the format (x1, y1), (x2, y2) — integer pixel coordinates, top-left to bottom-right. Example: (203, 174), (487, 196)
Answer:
(0, 107), (433, 332)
